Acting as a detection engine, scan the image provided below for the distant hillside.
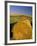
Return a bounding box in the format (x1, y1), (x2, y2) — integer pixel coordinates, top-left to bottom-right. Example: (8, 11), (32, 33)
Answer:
(10, 15), (32, 24)
(10, 13), (32, 16)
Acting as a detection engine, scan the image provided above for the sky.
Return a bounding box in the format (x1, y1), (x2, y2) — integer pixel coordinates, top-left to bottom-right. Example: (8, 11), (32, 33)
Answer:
(10, 6), (32, 15)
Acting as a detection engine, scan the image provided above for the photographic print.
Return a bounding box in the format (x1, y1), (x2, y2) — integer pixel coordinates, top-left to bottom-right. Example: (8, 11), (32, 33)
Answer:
(10, 6), (32, 40)
(5, 1), (36, 45)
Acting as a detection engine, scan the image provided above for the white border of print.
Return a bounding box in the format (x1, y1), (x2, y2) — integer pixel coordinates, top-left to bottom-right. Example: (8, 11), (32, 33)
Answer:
(7, 3), (35, 44)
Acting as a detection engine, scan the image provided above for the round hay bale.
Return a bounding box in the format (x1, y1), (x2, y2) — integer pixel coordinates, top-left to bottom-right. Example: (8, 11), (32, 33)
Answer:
(11, 19), (32, 40)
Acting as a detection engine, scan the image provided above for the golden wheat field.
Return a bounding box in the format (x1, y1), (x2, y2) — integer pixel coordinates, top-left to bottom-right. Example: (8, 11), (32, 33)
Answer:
(10, 15), (32, 40)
